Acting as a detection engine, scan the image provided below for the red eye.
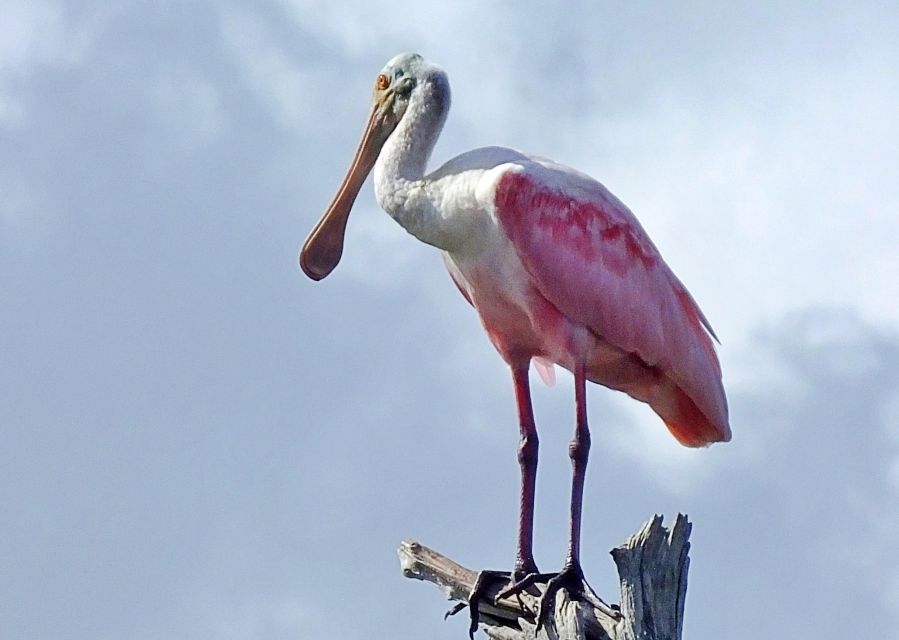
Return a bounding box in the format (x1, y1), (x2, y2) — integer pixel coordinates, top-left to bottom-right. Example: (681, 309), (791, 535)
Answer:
(376, 73), (390, 90)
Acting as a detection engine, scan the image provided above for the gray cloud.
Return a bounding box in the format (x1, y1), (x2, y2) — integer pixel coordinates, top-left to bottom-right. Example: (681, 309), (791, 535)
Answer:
(2, 2), (898, 640)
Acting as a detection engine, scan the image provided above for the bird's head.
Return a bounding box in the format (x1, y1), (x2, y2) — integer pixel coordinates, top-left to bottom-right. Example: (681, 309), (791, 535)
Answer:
(300, 53), (433, 281)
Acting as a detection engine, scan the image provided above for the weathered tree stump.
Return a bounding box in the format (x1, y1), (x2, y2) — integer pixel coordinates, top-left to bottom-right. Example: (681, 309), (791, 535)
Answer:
(398, 514), (692, 640)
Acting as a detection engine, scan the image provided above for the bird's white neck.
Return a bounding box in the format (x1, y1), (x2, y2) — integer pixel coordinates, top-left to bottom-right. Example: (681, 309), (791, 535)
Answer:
(373, 69), (454, 251)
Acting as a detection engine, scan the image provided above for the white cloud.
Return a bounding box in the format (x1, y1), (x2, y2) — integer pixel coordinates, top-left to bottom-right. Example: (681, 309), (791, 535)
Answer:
(0, 0), (65, 129)
(572, 53), (899, 349)
(0, 0), (66, 72)
(7, 4), (899, 639)
(219, 6), (333, 134)
(277, 0), (488, 58)
(0, 1), (110, 129)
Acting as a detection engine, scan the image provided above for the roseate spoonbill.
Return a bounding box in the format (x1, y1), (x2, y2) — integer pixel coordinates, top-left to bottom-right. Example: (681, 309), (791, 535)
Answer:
(300, 53), (730, 631)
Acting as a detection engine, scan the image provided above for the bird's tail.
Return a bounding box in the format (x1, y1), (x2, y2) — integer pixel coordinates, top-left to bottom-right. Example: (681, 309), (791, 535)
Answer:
(650, 381), (731, 448)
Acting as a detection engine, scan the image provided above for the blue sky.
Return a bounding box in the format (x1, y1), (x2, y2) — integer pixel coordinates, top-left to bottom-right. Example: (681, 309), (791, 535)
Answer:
(2, 1), (899, 638)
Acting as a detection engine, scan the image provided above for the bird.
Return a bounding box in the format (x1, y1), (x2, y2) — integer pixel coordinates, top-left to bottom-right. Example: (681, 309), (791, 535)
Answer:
(299, 53), (730, 632)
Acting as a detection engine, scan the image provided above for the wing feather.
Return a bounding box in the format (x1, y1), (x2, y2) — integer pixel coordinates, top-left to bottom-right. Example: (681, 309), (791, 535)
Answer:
(488, 161), (730, 442)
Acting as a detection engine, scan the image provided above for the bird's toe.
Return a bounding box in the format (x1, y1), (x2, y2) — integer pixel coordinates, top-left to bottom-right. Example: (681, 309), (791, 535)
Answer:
(445, 569), (511, 639)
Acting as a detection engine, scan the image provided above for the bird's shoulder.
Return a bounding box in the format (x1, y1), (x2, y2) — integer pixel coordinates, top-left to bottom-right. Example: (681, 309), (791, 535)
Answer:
(432, 149), (665, 278)
(431, 146), (532, 178)
(473, 156), (663, 267)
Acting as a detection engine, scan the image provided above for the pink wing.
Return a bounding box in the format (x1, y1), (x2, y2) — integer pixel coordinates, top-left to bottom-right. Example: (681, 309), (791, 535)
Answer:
(492, 162), (730, 446)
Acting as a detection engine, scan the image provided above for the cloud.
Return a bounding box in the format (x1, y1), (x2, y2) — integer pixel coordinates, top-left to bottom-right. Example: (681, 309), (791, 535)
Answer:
(4, 3), (899, 640)
(733, 308), (899, 622)
(0, 1), (67, 72)
(0, 1), (110, 129)
(219, 5), (350, 135)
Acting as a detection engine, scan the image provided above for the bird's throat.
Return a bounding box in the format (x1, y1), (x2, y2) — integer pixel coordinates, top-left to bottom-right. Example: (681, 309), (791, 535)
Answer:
(373, 73), (454, 251)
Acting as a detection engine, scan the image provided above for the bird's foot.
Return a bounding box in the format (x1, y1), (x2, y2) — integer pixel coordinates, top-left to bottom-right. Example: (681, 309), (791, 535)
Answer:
(445, 565), (538, 640)
(498, 562), (621, 631)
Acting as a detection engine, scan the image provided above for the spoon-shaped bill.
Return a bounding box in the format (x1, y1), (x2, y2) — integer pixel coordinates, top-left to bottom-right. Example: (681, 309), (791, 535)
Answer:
(299, 106), (390, 280)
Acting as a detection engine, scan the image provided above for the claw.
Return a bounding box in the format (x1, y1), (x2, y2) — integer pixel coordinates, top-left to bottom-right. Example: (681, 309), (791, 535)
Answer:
(489, 562), (546, 618)
(444, 569), (511, 640)
(446, 563), (620, 636)
(443, 601), (467, 620)
(524, 563), (621, 631)
(494, 570), (551, 603)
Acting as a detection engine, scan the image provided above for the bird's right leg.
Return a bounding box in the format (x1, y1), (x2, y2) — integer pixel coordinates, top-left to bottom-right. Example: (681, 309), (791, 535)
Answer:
(448, 360), (542, 638)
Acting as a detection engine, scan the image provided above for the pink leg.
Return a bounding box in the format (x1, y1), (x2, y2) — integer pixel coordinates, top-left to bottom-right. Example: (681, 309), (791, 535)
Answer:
(530, 363), (618, 628)
(566, 362), (591, 569)
(512, 360), (540, 574)
(492, 363), (619, 630)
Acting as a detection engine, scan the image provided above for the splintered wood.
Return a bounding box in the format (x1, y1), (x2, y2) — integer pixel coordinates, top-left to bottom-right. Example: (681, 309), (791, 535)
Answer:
(398, 514), (691, 640)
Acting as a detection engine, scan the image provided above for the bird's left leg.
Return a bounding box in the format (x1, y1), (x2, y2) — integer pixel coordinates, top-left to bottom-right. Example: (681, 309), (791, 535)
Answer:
(564, 361), (590, 574)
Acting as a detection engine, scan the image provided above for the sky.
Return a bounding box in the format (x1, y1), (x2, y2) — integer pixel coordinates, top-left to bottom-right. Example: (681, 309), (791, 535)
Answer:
(2, 1), (898, 638)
